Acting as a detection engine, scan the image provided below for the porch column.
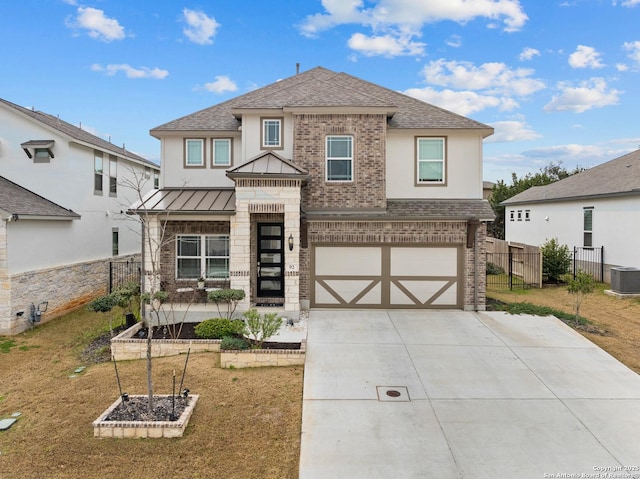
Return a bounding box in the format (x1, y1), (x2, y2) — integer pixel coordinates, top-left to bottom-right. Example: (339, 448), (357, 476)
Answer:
(143, 215), (162, 294)
(229, 203), (251, 313)
(283, 190), (301, 315)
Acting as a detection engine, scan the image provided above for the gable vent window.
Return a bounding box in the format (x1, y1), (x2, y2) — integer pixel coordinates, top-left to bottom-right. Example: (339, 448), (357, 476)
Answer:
(509, 210), (515, 221)
(21, 140), (55, 163)
(525, 210), (530, 221)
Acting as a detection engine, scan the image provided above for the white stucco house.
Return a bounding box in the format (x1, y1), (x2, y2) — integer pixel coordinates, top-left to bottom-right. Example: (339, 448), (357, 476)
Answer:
(0, 98), (160, 335)
(131, 66), (494, 320)
(503, 148), (640, 283)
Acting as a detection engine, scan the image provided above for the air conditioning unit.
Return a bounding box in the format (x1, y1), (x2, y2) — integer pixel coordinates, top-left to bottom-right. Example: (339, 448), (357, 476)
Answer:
(610, 267), (640, 294)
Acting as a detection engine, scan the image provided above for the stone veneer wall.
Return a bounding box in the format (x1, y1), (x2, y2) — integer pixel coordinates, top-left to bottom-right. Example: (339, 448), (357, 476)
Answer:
(300, 220), (488, 310)
(294, 114), (387, 210)
(0, 253), (139, 335)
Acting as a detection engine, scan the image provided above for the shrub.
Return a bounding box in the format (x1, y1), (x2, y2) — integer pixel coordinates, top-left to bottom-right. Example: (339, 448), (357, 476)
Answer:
(207, 289), (246, 320)
(87, 294), (118, 313)
(541, 238), (571, 283)
(243, 309), (282, 348)
(194, 318), (246, 339)
(486, 262), (505, 275)
(562, 269), (595, 324)
(220, 336), (249, 350)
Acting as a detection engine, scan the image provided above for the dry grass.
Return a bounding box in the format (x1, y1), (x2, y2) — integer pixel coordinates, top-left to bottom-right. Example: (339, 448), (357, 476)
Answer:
(488, 284), (640, 374)
(0, 308), (303, 479)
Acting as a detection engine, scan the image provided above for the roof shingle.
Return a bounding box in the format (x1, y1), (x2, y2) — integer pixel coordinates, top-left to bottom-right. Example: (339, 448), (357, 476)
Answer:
(0, 176), (80, 219)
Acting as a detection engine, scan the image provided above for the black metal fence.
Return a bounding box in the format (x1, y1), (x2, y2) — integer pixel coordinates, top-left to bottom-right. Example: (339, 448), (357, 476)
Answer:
(109, 260), (141, 293)
(573, 246), (604, 282)
(486, 251), (542, 290)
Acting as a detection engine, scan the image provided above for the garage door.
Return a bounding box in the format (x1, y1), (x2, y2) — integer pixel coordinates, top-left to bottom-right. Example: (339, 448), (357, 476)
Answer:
(311, 245), (461, 309)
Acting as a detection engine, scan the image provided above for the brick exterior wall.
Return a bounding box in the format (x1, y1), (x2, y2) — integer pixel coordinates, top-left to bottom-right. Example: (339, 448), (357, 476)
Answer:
(159, 221), (231, 294)
(294, 114), (387, 210)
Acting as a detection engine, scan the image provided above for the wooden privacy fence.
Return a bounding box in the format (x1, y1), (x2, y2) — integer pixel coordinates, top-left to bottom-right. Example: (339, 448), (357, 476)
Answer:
(486, 238), (542, 290)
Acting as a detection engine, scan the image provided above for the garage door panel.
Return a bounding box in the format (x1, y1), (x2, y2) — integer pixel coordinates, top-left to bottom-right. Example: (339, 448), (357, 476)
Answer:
(315, 247), (381, 276)
(312, 245), (461, 309)
(391, 247), (457, 276)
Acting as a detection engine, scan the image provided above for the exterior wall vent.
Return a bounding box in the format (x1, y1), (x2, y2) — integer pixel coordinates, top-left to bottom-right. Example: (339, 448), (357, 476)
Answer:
(610, 267), (640, 294)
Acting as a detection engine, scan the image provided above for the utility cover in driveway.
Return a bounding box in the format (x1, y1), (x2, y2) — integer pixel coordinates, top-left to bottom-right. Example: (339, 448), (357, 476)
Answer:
(311, 245), (461, 309)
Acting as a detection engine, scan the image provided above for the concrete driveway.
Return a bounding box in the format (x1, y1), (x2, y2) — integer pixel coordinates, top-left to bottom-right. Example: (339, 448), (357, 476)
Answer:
(299, 310), (640, 479)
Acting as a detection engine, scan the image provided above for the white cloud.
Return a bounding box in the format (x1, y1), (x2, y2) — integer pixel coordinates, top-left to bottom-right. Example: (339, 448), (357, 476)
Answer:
(298, 0), (527, 57)
(568, 45), (604, 69)
(446, 34), (462, 48)
(519, 47), (540, 61)
(182, 8), (219, 45)
(67, 7), (125, 42)
(404, 87), (518, 116)
(543, 78), (621, 113)
(521, 144), (608, 160)
(91, 64), (169, 79)
(421, 59), (545, 96)
(623, 40), (640, 67)
(616, 63), (630, 71)
(347, 32), (425, 57)
(200, 75), (238, 93)
(621, 0), (640, 6)
(485, 120), (542, 143)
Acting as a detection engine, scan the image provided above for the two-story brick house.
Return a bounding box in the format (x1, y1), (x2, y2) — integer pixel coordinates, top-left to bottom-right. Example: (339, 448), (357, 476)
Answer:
(132, 66), (494, 318)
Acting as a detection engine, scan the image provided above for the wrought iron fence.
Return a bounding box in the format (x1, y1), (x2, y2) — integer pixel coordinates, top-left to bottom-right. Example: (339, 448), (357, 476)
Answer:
(486, 251), (542, 290)
(109, 260), (141, 293)
(572, 246), (604, 282)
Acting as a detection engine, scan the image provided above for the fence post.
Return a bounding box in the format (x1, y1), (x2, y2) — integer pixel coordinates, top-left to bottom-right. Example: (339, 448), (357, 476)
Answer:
(600, 245), (604, 283)
(508, 251), (513, 290)
(573, 246), (577, 280)
(109, 262), (113, 294)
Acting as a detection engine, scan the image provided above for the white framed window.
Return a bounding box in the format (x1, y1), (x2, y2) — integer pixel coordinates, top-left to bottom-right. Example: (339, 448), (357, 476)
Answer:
(583, 207), (593, 248)
(176, 235), (230, 279)
(517, 210), (522, 221)
(185, 139), (205, 167)
(416, 137), (445, 184)
(94, 151), (103, 194)
(153, 170), (159, 189)
(261, 118), (282, 149)
(326, 135), (353, 182)
(525, 210), (530, 221)
(109, 156), (117, 196)
(212, 138), (232, 166)
(509, 210), (515, 221)
(144, 166), (151, 178)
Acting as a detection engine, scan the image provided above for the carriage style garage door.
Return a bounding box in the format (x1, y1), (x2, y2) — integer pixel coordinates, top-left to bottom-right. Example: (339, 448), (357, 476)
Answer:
(311, 245), (462, 309)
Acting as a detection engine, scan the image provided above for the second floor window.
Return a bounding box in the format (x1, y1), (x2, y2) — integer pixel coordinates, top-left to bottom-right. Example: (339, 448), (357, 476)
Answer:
(94, 151), (103, 194)
(185, 139), (204, 167)
(326, 135), (353, 182)
(416, 137), (445, 184)
(212, 138), (231, 166)
(153, 170), (159, 189)
(261, 118), (282, 149)
(109, 156), (117, 196)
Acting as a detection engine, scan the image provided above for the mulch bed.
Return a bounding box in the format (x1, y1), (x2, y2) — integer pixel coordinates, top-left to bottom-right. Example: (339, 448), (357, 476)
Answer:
(104, 395), (190, 422)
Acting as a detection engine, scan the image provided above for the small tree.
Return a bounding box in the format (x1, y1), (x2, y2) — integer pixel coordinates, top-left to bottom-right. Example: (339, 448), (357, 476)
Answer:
(541, 238), (571, 283)
(208, 289), (245, 320)
(562, 270), (595, 324)
(243, 309), (282, 348)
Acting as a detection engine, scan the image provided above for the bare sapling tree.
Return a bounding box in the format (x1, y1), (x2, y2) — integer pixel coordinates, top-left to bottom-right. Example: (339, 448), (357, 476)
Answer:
(562, 269), (596, 325)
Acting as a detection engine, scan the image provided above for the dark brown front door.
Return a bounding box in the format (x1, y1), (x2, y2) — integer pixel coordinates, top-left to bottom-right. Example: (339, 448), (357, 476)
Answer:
(257, 223), (284, 297)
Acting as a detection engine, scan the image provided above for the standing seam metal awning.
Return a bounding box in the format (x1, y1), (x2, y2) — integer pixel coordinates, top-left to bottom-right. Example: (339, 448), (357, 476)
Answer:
(128, 188), (236, 214)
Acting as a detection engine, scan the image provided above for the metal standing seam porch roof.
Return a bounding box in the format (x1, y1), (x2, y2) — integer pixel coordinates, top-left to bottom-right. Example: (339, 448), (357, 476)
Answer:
(129, 188), (236, 215)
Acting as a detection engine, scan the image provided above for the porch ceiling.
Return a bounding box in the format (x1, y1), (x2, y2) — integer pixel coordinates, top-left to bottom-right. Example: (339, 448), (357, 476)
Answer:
(128, 188), (235, 215)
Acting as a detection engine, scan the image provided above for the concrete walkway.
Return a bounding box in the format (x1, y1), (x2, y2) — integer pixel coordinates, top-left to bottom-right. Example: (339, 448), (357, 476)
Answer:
(299, 310), (640, 479)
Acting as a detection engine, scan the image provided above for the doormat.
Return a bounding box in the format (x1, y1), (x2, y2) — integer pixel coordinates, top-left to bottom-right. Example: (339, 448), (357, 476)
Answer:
(255, 302), (284, 307)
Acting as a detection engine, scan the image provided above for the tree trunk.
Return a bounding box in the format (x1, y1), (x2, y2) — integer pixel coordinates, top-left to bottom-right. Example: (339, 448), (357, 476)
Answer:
(147, 325), (154, 411)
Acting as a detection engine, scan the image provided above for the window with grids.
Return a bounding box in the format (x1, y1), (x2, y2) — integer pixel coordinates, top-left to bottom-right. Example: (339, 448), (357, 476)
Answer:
(185, 139), (204, 167)
(583, 207), (593, 247)
(416, 137), (445, 184)
(326, 135), (353, 182)
(176, 235), (230, 279)
(212, 138), (231, 166)
(261, 118), (282, 148)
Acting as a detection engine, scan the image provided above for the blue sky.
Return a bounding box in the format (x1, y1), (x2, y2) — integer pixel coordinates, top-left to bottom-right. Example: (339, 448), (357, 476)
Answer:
(2, 0), (639, 183)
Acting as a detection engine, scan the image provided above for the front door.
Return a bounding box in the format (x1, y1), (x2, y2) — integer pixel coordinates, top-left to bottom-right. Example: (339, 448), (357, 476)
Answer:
(257, 223), (284, 298)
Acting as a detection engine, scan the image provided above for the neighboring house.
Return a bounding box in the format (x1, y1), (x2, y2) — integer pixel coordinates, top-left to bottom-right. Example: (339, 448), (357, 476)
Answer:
(0, 98), (160, 335)
(132, 66), (494, 319)
(503, 148), (640, 282)
(483, 180), (495, 200)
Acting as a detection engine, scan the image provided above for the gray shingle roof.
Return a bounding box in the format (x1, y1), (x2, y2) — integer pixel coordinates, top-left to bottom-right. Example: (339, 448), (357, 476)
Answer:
(503, 148), (640, 205)
(151, 66), (492, 134)
(0, 98), (158, 168)
(305, 199), (495, 221)
(0, 176), (80, 219)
